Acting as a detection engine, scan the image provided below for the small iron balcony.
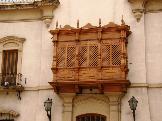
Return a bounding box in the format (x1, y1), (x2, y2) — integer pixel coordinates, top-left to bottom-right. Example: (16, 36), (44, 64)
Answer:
(0, 73), (26, 100)
(0, 73), (26, 88)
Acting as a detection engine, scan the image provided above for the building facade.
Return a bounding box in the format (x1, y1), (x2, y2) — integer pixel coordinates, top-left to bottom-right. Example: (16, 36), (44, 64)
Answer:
(0, 0), (162, 121)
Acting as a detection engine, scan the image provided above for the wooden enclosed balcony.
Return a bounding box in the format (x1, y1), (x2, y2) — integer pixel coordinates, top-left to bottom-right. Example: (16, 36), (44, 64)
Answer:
(49, 20), (131, 94)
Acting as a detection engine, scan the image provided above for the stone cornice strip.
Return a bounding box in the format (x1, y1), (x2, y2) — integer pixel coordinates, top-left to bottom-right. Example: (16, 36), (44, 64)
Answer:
(0, 0), (60, 10)
(128, 0), (162, 22)
(0, 19), (42, 23)
(145, 0), (162, 13)
(0, 0), (60, 27)
(1, 83), (162, 92)
(131, 83), (149, 87)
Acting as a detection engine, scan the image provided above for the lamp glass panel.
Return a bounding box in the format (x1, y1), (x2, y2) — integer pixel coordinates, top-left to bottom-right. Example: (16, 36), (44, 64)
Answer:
(44, 99), (52, 111)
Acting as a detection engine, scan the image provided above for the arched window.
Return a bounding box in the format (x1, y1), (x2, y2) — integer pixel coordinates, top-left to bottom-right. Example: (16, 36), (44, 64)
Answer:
(76, 113), (106, 121)
(0, 36), (25, 86)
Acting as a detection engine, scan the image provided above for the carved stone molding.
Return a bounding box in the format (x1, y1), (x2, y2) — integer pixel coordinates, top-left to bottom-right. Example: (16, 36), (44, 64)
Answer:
(0, 0), (60, 27)
(60, 92), (125, 121)
(0, 35), (25, 77)
(0, 0), (60, 10)
(0, 36), (25, 47)
(73, 94), (110, 121)
(128, 0), (162, 22)
(145, 0), (162, 13)
(74, 94), (109, 105)
(128, 0), (146, 22)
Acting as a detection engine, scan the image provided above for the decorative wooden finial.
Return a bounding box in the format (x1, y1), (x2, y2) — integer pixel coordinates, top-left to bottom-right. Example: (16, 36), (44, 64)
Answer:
(121, 15), (125, 25)
(56, 20), (58, 29)
(99, 18), (101, 27)
(77, 19), (79, 28)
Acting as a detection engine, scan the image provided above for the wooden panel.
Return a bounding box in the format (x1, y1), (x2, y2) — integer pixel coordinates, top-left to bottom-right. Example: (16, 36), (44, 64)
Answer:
(102, 32), (121, 39)
(101, 68), (122, 80)
(58, 34), (76, 42)
(80, 32), (98, 40)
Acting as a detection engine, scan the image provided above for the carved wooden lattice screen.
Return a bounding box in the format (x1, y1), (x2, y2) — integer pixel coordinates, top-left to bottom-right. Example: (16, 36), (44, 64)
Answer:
(79, 46), (88, 67)
(50, 22), (131, 93)
(57, 47), (66, 68)
(56, 43), (121, 68)
(102, 40), (121, 66)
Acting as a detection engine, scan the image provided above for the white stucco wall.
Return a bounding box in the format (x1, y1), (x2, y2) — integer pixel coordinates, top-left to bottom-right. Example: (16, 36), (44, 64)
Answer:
(144, 12), (162, 121)
(0, 0), (162, 121)
(145, 12), (162, 84)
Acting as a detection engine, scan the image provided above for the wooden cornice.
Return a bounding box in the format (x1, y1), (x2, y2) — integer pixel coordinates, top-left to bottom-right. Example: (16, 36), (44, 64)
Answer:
(50, 22), (131, 35)
(49, 80), (130, 94)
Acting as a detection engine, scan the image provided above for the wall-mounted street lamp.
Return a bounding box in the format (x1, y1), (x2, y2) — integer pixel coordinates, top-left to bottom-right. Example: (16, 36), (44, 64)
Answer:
(128, 96), (138, 121)
(44, 98), (52, 121)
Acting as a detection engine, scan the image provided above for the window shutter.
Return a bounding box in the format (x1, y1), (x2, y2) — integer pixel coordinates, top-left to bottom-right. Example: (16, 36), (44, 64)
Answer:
(1, 50), (18, 86)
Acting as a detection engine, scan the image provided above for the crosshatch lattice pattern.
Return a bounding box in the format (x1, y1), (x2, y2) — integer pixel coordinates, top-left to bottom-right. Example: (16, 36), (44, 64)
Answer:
(56, 43), (121, 68)
(79, 46), (88, 67)
(67, 46), (76, 67)
(102, 45), (111, 66)
(89, 45), (99, 67)
(102, 44), (121, 66)
(112, 44), (121, 65)
(57, 47), (66, 67)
